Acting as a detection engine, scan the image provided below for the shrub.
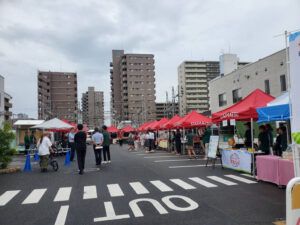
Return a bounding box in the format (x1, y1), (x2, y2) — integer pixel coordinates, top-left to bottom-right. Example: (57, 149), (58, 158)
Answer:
(0, 122), (16, 169)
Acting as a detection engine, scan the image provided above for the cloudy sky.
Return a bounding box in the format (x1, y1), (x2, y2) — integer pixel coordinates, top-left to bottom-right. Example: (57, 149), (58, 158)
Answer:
(0, 0), (299, 123)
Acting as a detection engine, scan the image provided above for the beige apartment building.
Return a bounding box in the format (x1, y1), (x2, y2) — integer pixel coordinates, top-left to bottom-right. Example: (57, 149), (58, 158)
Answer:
(155, 102), (179, 121)
(0, 75), (13, 125)
(209, 49), (287, 113)
(38, 71), (78, 123)
(82, 87), (104, 129)
(110, 50), (156, 126)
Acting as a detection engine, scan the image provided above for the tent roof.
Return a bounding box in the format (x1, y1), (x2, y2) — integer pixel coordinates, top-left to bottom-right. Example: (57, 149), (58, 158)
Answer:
(160, 115), (181, 130)
(31, 118), (74, 130)
(143, 121), (157, 130)
(152, 118), (169, 130)
(137, 122), (150, 131)
(14, 120), (44, 126)
(212, 89), (275, 123)
(257, 104), (290, 123)
(121, 125), (135, 132)
(174, 111), (211, 128)
(107, 126), (120, 133)
(267, 91), (289, 106)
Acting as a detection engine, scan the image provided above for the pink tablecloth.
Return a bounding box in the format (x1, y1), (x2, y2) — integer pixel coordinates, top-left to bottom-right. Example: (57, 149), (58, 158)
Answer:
(278, 158), (295, 185)
(256, 155), (281, 185)
(256, 155), (295, 186)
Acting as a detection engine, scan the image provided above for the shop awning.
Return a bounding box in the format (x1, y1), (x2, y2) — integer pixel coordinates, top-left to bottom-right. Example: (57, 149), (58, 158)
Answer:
(107, 126), (120, 133)
(121, 125), (135, 133)
(160, 115), (181, 130)
(212, 89), (275, 123)
(174, 111), (212, 128)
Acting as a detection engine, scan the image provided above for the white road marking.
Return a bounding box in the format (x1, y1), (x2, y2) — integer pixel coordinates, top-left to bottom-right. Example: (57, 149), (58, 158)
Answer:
(22, 189), (47, 204)
(170, 179), (196, 190)
(189, 177), (218, 188)
(155, 159), (206, 162)
(54, 187), (72, 202)
(144, 156), (180, 159)
(207, 176), (237, 186)
(83, 185), (97, 199)
(136, 153), (170, 156)
(224, 175), (257, 184)
(150, 180), (173, 192)
(107, 184), (124, 197)
(169, 164), (221, 169)
(0, 190), (20, 206)
(241, 173), (257, 179)
(94, 202), (130, 222)
(54, 205), (69, 225)
(129, 182), (149, 195)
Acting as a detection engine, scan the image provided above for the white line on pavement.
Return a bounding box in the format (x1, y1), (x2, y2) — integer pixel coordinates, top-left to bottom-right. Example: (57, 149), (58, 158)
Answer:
(144, 156), (180, 159)
(170, 179), (196, 190)
(54, 187), (72, 202)
(83, 185), (97, 199)
(150, 180), (174, 192)
(189, 177), (218, 188)
(155, 159), (206, 162)
(169, 164), (221, 168)
(54, 205), (69, 225)
(241, 173), (257, 179)
(0, 190), (20, 206)
(224, 175), (257, 184)
(107, 184), (124, 197)
(207, 176), (237, 186)
(136, 153), (170, 156)
(129, 182), (149, 195)
(22, 189), (47, 204)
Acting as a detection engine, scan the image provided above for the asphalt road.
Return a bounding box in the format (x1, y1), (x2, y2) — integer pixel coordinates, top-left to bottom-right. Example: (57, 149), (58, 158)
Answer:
(0, 145), (285, 225)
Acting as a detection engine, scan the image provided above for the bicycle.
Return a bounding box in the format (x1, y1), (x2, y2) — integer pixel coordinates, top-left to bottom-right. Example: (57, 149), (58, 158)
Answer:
(49, 154), (59, 171)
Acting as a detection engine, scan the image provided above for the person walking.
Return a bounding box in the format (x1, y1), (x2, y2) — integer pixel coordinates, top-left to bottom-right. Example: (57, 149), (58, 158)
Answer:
(128, 132), (135, 151)
(119, 133), (123, 147)
(186, 129), (197, 160)
(24, 131), (30, 155)
(37, 131), (54, 172)
(144, 131), (151, 153)
(149, 130), (155, 152)
(68, 128), (76, 161)
(175, 129), (182, 155)
(74, 124), (87, 175)
(134, 132), (139, 151)
(92, 128), (104, 166)
(202, 124), (212, 159)
(102, 125), (111, 164)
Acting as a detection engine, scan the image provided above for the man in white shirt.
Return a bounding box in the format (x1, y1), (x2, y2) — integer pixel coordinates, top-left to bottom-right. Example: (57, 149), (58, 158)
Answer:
(92, 128), (104, 166)
(37, 131), (54, 172)
(68, 128), (76, 161)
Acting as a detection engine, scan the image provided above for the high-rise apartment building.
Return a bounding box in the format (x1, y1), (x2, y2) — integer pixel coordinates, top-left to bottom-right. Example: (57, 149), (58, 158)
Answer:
(0, 75), (13, 125)
(110, 50), (156, 126)
(178, 58), (248, 116)
(38, 71), (78, 123)
(81, 87), (104, 129)
(155, 102), (179, 121)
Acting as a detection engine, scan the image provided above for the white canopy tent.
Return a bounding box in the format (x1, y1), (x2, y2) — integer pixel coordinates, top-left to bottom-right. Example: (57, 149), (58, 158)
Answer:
(31, 118), (74, 130)
(267, 91), (289, 107)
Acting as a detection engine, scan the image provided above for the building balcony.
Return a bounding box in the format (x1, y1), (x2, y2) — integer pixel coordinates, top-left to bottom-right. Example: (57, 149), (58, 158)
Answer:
(5, 101), (12, 108)
(110, 62), (113, 67)
(5, 111), (12, 117)
(110, 69), (113, 74)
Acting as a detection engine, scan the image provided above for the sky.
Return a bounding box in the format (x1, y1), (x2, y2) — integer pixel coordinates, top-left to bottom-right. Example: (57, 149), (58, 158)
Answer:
(0, 0), (299, 124)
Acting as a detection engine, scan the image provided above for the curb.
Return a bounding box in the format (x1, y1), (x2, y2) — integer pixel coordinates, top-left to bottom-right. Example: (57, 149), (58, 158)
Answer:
(0, 167), (22, 174)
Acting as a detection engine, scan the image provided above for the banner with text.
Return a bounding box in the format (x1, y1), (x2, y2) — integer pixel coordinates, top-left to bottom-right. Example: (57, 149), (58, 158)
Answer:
(222, 149), (251, 173)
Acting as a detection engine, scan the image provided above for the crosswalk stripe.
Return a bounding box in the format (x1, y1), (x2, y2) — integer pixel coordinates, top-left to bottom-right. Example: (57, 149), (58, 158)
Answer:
(150, 180), (174, 192)
(22, 189), (47, 204)
(241, 173), (257, 179)
(129, 182), (149, 194)
(54, 205), (69, 225)
(207, 176), (237, 186)
(189, 177), (218, 188)
(224, 175), (257, 184)
(83, 186), (97, 199)
(155, 159), (205, 162)
(0, 190), (20, 206)
(169, 164), (221, 168)
(170, 179), (196, 190)
(144, 156), (179, 159)
(54, 187), (72, 202)
(107, 184), (124, 197)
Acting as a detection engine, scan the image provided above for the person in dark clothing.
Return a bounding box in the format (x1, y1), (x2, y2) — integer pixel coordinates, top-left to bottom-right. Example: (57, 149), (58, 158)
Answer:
(279, 126), (288, 152)
(74, 124), (87, 175)
(244, 122), (252, 148)
(258, 125), (270, 154)
(30, 131), (37, 146)
(102, 125), (111, 163)
(24, 131), (30, 155)
(175, 129), (182, 155)
(273, 128), (282, 156)
(265, 124), (274, 148)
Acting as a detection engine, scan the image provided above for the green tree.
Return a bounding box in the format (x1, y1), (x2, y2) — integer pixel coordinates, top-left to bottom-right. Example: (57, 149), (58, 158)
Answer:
(0, 122), (16, 169)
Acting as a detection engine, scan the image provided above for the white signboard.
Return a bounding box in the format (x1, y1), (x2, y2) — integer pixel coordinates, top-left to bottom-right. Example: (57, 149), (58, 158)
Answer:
(222, 120), (228, 127)
(208, 136), (219, 159)
(221, 149), (252, 173)
(230, 119), (236, 126)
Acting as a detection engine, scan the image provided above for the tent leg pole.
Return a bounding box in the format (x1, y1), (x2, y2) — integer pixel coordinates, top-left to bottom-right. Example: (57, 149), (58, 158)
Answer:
(251, 118), (255, 178)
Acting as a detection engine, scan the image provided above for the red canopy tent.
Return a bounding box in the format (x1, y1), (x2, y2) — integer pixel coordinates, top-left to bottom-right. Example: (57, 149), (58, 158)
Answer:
(137, 122), (150, 132)
(212, 89), (275, 123)
(143, 121), (157, 131)
(121, 125), (135, 133)
(61, 118), (76, 128)
(160, 115), (181, 130)
(107, 126), (120, 133)
(174, 111), (211, 128)
(152, 118), (169, 130)
(149, 120), (160, 130)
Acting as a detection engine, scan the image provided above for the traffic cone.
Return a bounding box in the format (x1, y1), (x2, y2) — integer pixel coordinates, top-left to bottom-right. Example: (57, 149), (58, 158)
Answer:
(34, 151), (40, 162)
(64, 150), (71, 166)
(23, 153), (32, 172)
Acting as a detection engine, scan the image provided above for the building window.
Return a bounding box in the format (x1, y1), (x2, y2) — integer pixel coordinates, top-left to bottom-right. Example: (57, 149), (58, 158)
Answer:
(232, 89), (242, 103)
(265, 79), (270, 94)
(218, 93), (227, 107)
(280, 75), (287, 92)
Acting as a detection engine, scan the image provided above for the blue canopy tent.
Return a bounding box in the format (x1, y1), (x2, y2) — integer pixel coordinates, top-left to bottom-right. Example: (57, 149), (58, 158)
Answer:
(257, 92), (290, 123)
